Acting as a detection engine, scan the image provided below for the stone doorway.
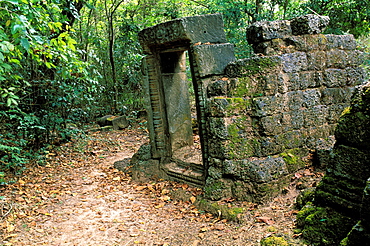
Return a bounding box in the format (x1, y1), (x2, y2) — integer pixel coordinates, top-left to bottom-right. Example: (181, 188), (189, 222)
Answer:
(158, 48), (204, 183)
(136, 13), (231, 187)
(159, 50), (202, 165)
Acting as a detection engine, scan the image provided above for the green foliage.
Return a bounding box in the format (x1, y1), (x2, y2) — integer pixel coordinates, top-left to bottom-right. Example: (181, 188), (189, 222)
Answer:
(357, 34), (370, 73)
(0, 171), (5, 186)
(301, 0), (370, 38)
(0, 0), (97, 172)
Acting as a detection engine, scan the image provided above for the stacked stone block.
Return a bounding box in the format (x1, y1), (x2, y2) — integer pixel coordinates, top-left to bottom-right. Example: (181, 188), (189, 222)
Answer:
(296, 82), (370, 245)
(204, 15), (367, 202)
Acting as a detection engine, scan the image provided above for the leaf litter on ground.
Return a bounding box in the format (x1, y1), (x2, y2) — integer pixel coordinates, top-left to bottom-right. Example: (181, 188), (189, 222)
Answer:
(0, 127), (320, 245)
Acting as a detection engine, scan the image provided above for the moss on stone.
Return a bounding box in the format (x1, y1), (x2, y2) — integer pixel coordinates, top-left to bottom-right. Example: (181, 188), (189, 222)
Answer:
(240, 56), (279, 76)
(230, 57), (279, 97)
(296, 202), (355, 245)
(204, 179), (229, 201)
(226, 118), (260, 159)
(295, 187), (316, 209)
(340, 220), (370, 245)
(254, 174), (291, 202)
(280, 148), (307, 173)
(226, 138), (258, 159)
(260, 236), (289, 246)
(232, 77), (252, 97)
(196, 199), (245, 222)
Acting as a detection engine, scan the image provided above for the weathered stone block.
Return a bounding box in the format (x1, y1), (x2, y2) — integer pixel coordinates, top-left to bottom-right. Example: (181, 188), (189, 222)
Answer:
(346, 50), (365, 66)
(306, 50), (327, 70)
(208, 117), (228, 140)
(291, 14), (330, 35)
(231, 181), (255, 202)
(287, 72), (318, 90)
(225, 132), (260, 158)
(246, 19), (292, 44)
(207, 97), (250, 117)
(327, 103), (348, 124)
(96, 115), (114, 127)
(313, 71), (324, 87)
(258, 137), (282, 157)
(275, 130), (305, 149)
(192, 43), (236, 77)
(287, 90), (304, 110)
(315, 175), (364, 213)
(276, 72), (289, 93)
(112, 116), (129, 130)
(252, 38), (297, 55)
(304, 124), (336, 149)
(204, 178), (233, 200)
(303, 105), (328, 127)
(138, 13), (227, 52)
(261, 114), (283, 135)
(281, 52), (308, 73)
(284, 34), (328, 52)
(208, 157), (223, 168)
(331, 145), (370, 181)
(225, 157), (288, 183)
(282, 110), (304, 130)
(225, 55), (281, 78)
(208, 166), (223, 179)
(207, 79), (229, 96)
(263, 73), (282, 96)
(321, 87), (353, 105)
(325, 34), (357, 50)
(323, 69), (347, 87)
(222, 159), (239, 176)
(326, 49), (348, 68)
(208, 139), (227, 159)
(346, 180), (370, 242)
(253, 93), (288, 116)
(345, 67), (367, 86)
(302, 88), (321, 107)
(207, 97), (229, 117)
(336, 111), (370, 151)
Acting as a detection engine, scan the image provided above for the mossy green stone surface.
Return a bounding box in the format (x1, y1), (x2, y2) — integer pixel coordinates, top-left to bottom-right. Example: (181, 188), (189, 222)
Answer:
(260, 236), (289, 246)
(297, 203), (355, 245)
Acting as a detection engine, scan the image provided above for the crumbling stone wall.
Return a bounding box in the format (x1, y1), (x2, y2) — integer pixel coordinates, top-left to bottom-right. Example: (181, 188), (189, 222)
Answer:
(129, 14), (367, 204)
(204, 15), (366, 202)
(296, 81), (370, 245)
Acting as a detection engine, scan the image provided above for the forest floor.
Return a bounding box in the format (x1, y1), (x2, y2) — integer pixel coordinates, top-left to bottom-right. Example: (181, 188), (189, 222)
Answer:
(0, 125), (324, 246)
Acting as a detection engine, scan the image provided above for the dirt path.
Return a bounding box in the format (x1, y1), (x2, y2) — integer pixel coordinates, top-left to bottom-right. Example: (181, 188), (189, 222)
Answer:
(0, 128), (320, 245)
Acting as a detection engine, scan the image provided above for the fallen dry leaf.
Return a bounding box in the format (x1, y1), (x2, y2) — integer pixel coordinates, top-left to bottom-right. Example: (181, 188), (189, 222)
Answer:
(154, 202), (165, 209)
(256, 216), (275, 225)
(190, 196), (196, 204)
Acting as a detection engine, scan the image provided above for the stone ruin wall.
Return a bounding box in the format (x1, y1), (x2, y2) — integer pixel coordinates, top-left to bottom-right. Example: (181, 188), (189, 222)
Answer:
(295, 81), (370, 245)
(131, 14), (367, 203)
(203, 15), (367, 201)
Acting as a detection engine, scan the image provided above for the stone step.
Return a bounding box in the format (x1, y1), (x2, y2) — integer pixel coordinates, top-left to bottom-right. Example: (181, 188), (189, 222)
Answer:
(163, 161), (205, 187)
